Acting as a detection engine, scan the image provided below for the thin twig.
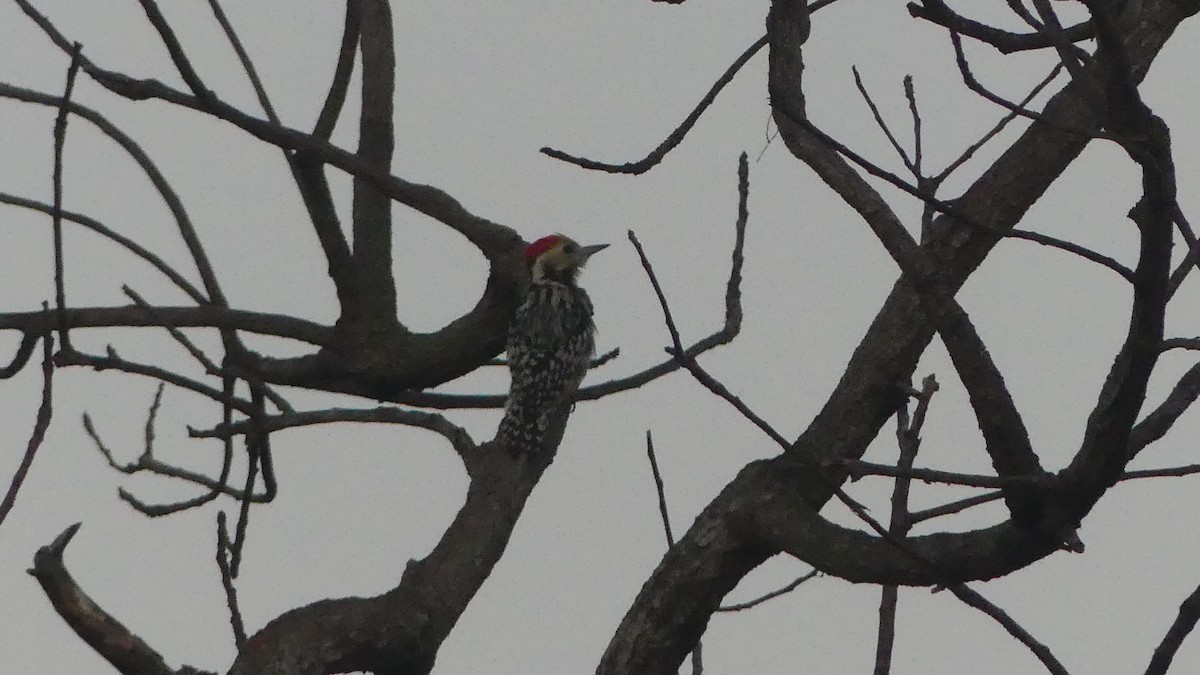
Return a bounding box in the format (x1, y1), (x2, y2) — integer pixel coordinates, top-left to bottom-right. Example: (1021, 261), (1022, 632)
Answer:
(216, 512), (247, 649)
(631, 228), (912, 548)
(541, 37), (767, 174)
(83, 395), (270, 518)
(645, 431), (675, 547)
(905, 75), (923, 175)
(909, 491), (1003, 524)
(1007, 229), (1134, 281)
(935, 63), (1063, 183)
(876, 374), (936, 675)
(1145, 579), (1200, 675)
(852, 66), (915, 175)
(58, 346), (256, 414)
(137, 0), (214, 103)
(838, 459), (1051, 488)
(716, 569), (819, 612)
(229, 388), (266, 577)
(191, 405), (476, 458)
(1, 191), (206, 303)
(949, 32), (1110, 143)
(0, 331), (38, 380)
(0, 331), (53, 529)
(123, 285), (294, 414)
(207, 0), (277, 123)
(52, 44), (82, 353)
(1167, 205), (1200, 301)
(948, 584), (1071, 675)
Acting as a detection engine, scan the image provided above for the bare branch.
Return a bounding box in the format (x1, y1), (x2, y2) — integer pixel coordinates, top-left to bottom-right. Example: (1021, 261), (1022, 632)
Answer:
(136, 0), (215, 104)
(83, 385), (268, 517)
(542, 36), (767, 174)
(0, 191), (206, 303)
(52, 44), (82, 353)
(191, 406), (477, 458)
(851, 66), (916, 175)
(1167, 205), (1200, 301)
(838, 459), (1050, 489)
(0, 81), (221, 304)
(909, 491), (1003, 524)
(1007, 228), (1134, 281)
(716, 569), (819, 612)
(60, 346), (256, 415)
(313, 0), (361, 139)
(12, 0), (520, 261)
(350, 0), (398, 322)
(1145, 579), (1200, 675)
(909, 0), (1094, 54)
(948, 584), (1070, 675)
(934, 63), (1063, 183)
(0, 332), (53, 529)
(0, 330), (39, 380)
(206, 0), (278, 123)
(28, 523), (215, 675)
(1121, 464), (1200, 480)
(0, 305), (332, 346)
(123, 286), (294, 414)
(645, 431), (676, 547)
(904, 75), (923, 176)
(216, 512), (247, 649)
(948, 32), (1110, 143)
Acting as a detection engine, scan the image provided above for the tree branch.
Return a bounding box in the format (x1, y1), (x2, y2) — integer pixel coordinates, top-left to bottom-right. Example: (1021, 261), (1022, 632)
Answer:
(28, 523), (215, 675)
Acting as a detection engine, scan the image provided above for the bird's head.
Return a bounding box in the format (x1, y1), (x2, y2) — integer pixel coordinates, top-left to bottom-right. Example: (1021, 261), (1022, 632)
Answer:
(524, 234), (608, 283)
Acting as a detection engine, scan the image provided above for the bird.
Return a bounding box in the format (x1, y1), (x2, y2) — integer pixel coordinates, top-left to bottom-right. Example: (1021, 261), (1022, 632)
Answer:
(498, 234), (608, 452)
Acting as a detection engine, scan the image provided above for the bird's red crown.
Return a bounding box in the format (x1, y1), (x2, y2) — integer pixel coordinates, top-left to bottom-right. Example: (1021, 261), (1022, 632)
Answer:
(524, 235), (563, 264)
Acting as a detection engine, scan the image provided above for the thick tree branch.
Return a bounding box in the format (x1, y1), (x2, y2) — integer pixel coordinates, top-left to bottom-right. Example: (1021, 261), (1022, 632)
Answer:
(349, 0), (397, 324)
(602, 2), (1189, 671)
(29, 524), (214, 675)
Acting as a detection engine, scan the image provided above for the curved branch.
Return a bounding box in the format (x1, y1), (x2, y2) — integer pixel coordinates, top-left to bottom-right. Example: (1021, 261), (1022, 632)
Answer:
(1128, 359), (1200, 460)
(1008, 228), (1135, 281)
(541, 36), (767, 174)
(136, 0), (215, 104)
(0, 192), (206, 303)
(0, 305), (331, 345)
(602, 2), (1186, 670)
(12, 0), (520, 262)
(191, 406), (476, 458)
(909, 0), (1095, 54)
(29, 523), (214, 675)
(0, 330), (38, 379)
(0, 334), (52, 529)
(206, 0), (278, 123)
(60, 347), (257, 415)
(312, 0), (361, 140)
(0, 84), (214, 304)
(947, 584), (1070, 675)
(1145, 579), (1200, 675)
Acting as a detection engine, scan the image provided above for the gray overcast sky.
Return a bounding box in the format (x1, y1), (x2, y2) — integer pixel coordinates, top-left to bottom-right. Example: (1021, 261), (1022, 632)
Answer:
(3, 1), (1200, 673)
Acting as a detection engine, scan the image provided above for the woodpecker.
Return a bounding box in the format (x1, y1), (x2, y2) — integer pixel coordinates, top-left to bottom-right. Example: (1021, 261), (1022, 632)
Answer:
(498, 234), (607, 451)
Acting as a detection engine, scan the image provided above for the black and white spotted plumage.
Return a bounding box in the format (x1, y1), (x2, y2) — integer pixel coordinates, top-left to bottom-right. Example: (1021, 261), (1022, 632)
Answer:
(498, 234), (605, 451)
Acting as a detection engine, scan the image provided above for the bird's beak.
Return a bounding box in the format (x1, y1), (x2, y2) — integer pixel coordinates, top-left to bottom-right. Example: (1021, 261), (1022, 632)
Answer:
(580, 243), (609, 261)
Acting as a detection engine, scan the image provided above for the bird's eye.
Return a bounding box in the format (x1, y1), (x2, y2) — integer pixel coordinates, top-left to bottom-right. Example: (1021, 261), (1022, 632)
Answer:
(562, 243), (576, 254)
